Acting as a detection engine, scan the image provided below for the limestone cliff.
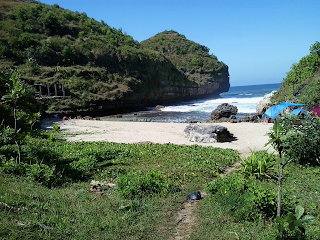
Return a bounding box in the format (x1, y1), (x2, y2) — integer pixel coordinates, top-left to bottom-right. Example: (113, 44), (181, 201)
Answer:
(0, 2), (229, 115)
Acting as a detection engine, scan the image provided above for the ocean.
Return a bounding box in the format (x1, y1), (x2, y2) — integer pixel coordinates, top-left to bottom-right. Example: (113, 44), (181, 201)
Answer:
(102, 83), (281, 123)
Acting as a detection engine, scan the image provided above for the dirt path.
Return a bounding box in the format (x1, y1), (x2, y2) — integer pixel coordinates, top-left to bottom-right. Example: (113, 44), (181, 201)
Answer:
(170, 162), (240, 240)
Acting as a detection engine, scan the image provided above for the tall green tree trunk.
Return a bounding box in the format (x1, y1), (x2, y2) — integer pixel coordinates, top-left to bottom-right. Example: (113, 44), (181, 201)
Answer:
(277, 163), (284, 217)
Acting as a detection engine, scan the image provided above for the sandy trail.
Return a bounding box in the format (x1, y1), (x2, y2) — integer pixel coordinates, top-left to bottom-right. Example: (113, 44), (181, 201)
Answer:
(41, 119), (274, 157)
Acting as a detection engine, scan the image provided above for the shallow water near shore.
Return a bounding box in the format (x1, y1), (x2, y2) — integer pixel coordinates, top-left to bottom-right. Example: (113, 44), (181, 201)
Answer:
(101, 83), (281, 123)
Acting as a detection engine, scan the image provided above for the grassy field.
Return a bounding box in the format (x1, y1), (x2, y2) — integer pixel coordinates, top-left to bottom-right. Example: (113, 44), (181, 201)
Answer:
(0, 138), (319, 239)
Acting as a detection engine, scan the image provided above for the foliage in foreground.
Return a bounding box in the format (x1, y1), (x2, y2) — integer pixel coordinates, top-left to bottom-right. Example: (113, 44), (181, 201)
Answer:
(0, 174), (176, 240)
(205, 172), (287, 222)
(0, 129), (320, 239)
(0, 133), (239, 188)
(238, 150), (277, 180)
(278, 114), (320, 165)
(198, 163), (320, 239)
(275, 205), (315, 239)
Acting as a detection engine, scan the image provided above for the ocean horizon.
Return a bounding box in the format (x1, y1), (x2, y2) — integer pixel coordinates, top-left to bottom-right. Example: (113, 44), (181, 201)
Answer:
(101, 83), (281, 123)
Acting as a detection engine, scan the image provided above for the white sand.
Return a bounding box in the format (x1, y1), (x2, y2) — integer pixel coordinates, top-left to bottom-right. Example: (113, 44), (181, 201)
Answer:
(41, 119), (274, 157)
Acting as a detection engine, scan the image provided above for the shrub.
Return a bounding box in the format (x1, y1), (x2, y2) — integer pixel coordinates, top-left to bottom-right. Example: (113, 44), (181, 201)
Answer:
(239, 150), (277, 180)
(0, 144), (19, 161)
(299, 79), (320, 108)
(279, 114), (320, 165)
(275, 205), (315, 239)
(26, 163), (56, 187)
(204, 173), (294, 221)
(69, 156), (97, 179)
(116, 170), (178, 199)
(0, 126), (16, 145)
(0, 159), (28, 175)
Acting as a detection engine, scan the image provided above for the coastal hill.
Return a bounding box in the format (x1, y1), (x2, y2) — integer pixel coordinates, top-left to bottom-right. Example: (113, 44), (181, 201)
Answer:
(272, 41), (320, 109)
(0, 0), (229, 115)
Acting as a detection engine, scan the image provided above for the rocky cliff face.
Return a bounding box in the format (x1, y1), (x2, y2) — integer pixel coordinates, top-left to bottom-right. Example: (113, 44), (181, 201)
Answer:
(157, 77), (229, 100)
(120, 72), (229, 107)
(135, 31), (230, 104)
(49, 74), (229, 116)
(0, 2), (230, 115)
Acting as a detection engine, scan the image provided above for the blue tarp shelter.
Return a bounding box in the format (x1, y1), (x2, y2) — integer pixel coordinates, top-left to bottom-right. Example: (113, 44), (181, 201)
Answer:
(290, 108), (309, 116)
(261, 102), (305, 120)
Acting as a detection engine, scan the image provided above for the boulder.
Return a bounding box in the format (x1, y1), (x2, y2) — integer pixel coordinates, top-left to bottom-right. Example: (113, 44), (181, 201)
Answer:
(211, 103), (238, 121)
(238, 114), (259, 122)
(184, 124), (234, 143)
(256, 91), (276, 117)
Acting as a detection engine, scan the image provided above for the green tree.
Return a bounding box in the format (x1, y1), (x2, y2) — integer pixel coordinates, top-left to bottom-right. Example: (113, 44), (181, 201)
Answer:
(267, 114), (320, 238)
(1, 70), (26, 131)
(310, 41), (320, 57)
(266, 121), (287, 217)
(1, 69), (41, 163)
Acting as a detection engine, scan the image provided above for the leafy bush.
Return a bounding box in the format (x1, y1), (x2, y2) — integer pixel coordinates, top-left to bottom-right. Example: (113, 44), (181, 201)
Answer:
(0, 125), (16, 145)
(239, 150), (277, 180)
(204, 173), (294, 221)
(0, 144), (19, 161)
(279, 114), (320, 165)
(299, 78), (320, 108)
(116, 170), (178, 199)
(0, 159), (28, 175)
(69, 156), (97, 178)
(275, 205), (315, 239)
(26, 163), (56, 187)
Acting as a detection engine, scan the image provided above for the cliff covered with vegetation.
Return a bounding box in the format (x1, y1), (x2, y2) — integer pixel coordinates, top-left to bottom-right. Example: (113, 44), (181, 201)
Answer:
(0, 0), (229, 115)
(272, 42), (320, 109)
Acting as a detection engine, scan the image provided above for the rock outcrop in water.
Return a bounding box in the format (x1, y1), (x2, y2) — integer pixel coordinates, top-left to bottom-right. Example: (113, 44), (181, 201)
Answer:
(210, 103), (238, 122)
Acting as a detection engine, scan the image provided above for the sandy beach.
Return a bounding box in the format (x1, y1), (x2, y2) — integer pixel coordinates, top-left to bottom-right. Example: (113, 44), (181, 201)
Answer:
(41, 119), (274, 157)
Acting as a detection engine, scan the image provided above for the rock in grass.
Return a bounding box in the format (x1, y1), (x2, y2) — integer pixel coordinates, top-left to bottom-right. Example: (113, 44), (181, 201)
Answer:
(90, 180), (116, 195)
(187, 191), (201, 200)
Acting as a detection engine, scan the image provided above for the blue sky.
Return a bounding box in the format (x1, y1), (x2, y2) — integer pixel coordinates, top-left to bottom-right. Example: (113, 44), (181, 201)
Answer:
(40, 0), (319, 86)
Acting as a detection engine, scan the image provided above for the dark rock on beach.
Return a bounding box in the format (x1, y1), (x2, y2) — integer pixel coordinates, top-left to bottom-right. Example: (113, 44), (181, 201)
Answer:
(238, 114), (259, 122)
(211, 103), (238, 121)
(184, 124), (234, 143)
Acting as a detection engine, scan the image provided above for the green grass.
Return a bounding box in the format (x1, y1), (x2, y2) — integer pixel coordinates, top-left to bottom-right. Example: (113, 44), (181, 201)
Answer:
(0, 139), (239, 239)
(0, 175), (177, 240)
(1, 137), (320, 239)
(193, 164), (320, 239)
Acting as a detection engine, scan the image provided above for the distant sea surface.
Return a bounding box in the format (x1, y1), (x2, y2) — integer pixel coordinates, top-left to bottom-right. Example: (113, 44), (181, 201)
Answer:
(101, 83), (281, 123)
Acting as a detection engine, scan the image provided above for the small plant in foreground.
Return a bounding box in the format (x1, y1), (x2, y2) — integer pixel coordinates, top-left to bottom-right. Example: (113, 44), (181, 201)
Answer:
(275, 205), (315, 239)
(48, 124), (60, 141)
(52, 124), (60, 132)
(239, 150), (277, 180)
